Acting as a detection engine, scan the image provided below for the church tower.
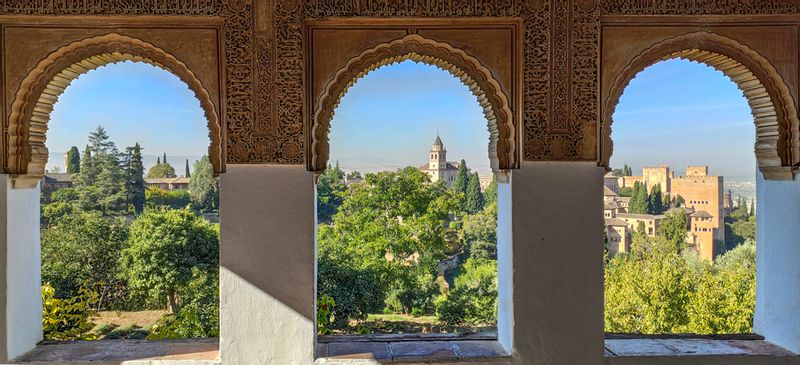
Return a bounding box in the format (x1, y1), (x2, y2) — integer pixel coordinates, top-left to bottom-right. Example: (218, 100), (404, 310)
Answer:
(429, 134), (447, 171)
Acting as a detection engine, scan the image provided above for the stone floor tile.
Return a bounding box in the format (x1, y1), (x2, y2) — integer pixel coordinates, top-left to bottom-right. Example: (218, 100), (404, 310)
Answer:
(450, 340), (508, 358)
(328, 341), (391, 360)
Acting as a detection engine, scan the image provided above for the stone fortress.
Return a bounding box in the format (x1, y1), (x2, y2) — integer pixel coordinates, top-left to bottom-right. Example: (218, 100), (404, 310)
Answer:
(604, 165), (725, 261)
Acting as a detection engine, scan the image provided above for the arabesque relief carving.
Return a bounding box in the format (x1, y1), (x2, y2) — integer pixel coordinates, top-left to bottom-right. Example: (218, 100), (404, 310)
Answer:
(2, 0), (800, 180)
(6, 33), (223, 188)
(310, 34), (515, 173)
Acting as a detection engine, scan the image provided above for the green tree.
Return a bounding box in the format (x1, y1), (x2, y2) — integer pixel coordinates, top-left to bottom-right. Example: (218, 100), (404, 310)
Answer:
(157, 156), (161, 164)
(658, 210), (687, 250)
(464, 172), (484, 214)
(435, 258), (497, 326)
(185, 159), (191, 178)
(66, 146), (81, 173)
(452, 159), (469, 195)
(686, 243), (755, 334)
(188, 156), (218, 212)
(628, 182), (649, 214)
(463, 202), (497, 260)
(318, 167), (459, 316)
(148, 268), (219, 339)
(749, 198), (755, 216)
(120, 208), (218, 313)
(483, 175), (498, 206)
(73, 127), (126, 214)
(123, 143), (146, 214)
(648, 184), (664, 214)
(41, 212), (129, 309)
(147, 162), (177, 179)
(316, 163), (346, 223)
(163, 152), (167, 164)
(146, 187), (191, 209)
(618, 187), (633, 197)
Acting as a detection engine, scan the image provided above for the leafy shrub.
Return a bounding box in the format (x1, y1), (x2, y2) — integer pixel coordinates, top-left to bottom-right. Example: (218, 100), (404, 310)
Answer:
(103, 325), (149, 339)
(317, 294), (335, 335)
(42, 284), (98, 340)
(148, 268), (219, 339)
(435, 258), (497, 326)
(145, 187), (191, 209)
(317, 254), (384, 329)
(386, 269), (439, 315)
(41, 212), (129, 308)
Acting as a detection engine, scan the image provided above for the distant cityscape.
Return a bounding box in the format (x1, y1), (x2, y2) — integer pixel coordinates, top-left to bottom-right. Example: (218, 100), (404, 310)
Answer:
(604, 165), (753, 262)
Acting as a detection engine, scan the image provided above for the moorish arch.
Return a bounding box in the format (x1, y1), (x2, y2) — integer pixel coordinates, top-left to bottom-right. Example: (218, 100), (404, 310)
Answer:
(310, 34), (517, 175)
(7, 33), (224, 188)
(601, 30), (800, 180)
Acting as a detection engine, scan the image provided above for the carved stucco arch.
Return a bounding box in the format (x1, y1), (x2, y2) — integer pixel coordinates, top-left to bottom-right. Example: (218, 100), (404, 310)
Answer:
(8, 33), (223, 188)
(602, 31), (799, 180)
(311, 34), (516, 175)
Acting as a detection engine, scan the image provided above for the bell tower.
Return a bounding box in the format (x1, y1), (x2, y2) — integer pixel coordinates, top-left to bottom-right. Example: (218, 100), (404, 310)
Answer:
(429, 134), (446, 170)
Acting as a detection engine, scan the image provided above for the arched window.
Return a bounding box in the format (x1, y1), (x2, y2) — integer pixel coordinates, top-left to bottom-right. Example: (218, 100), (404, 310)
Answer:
(605, 58), (756, 335)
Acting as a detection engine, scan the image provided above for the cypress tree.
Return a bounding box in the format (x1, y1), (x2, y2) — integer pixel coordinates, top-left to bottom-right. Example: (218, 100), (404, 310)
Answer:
(124, 143), (146, 214)
(648, 183), (663, 214)
(465, 172), (484, 214)
(749, 198), (755, 216)
(185, 159), (191, 178)
(452, 159), (469, 194)
(66, 146), (81, 173)
(628, 181), (649, 214)
(163, 152), (167, 164)
(157, 156), (161, 165)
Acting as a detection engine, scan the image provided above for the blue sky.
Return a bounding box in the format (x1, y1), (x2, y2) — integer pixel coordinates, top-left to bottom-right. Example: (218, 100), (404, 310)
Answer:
(46, 57), (756, 181)
(329, 60), (493, 175)
(610, 59), (755, 181)
(47, 61), (210, 170)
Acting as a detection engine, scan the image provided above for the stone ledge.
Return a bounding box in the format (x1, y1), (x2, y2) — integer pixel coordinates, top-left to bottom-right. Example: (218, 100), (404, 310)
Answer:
(13, 338), (219, 364)
(317, 339), (508, 363)
(605, 338), (796, 357)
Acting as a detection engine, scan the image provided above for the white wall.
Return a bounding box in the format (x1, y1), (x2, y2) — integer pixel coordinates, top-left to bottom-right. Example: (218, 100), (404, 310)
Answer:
(496, 177), (513, 353)
(754, 169), (800, 353)
(511, 162), (605, 364)
(0, 175), (42, 361)
(219, 166), (316, 364)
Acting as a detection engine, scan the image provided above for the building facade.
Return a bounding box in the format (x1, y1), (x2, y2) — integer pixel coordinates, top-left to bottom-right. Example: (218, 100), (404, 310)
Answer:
(419, 135), (460, 186)
(605, 165), (725, 261)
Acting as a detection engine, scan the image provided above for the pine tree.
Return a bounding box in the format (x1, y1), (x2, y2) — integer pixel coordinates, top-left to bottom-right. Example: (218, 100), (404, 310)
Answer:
(465, 172), (484, 214)
(124, 143), (146, 214)
(648, 184), (663, 214)
(185, 159), (191, 178)
(74, 126), (125, 213)
(66, 146), (81, 173)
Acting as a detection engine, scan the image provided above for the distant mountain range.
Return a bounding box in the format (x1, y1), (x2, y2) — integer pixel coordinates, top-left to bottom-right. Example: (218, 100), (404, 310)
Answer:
(47, 152), (206, 175)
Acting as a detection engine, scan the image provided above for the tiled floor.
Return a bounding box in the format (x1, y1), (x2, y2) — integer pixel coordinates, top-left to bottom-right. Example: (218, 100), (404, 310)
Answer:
(14, 339), (219, 363)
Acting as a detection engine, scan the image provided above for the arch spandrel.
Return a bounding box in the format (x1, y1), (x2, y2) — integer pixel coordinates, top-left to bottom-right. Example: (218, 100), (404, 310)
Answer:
(7, 33), (224, 188)
(309, 34), (518, 176)
(601, 31), (799, 180)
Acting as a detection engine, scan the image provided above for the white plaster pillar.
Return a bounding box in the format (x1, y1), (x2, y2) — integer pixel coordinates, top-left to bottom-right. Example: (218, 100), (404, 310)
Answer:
(0, 175), (42, 361)
(754, 170), (800, 354)
(496, 177), (513, 353)
(219, 166), (316, 364)
(510, 162), (605, 365)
